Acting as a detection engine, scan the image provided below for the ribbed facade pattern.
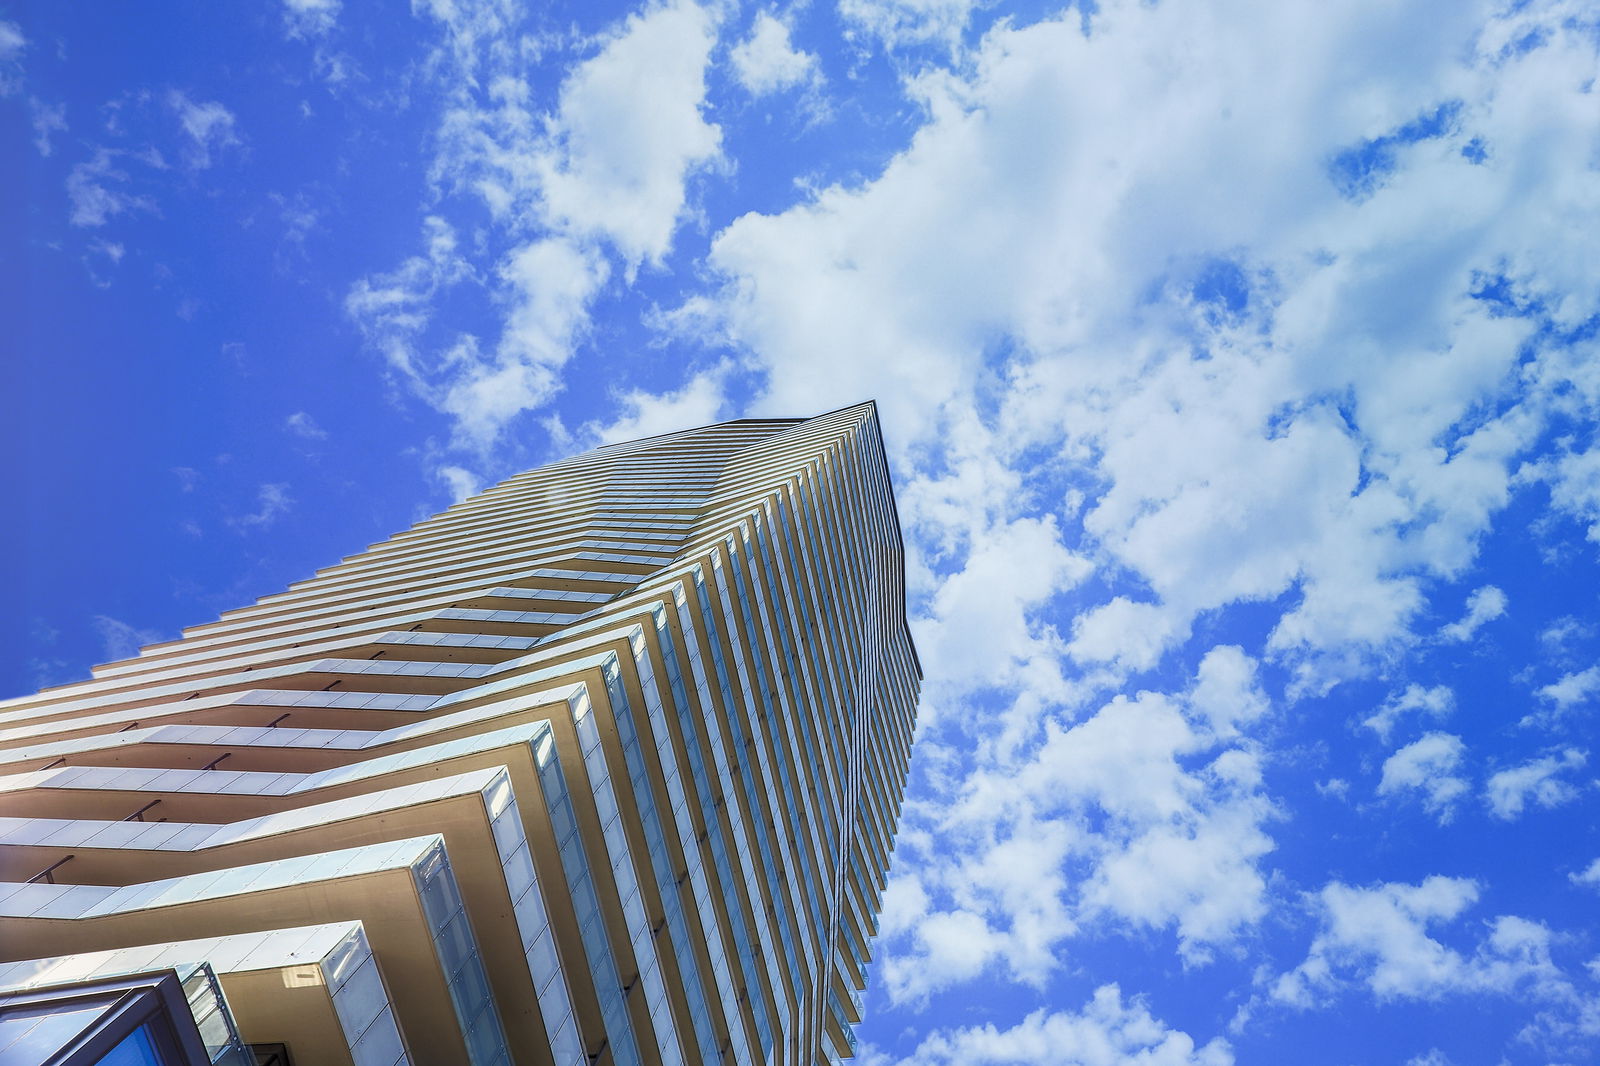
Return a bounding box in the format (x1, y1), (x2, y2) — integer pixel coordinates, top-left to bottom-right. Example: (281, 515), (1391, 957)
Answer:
(0, 403), (921, 1066)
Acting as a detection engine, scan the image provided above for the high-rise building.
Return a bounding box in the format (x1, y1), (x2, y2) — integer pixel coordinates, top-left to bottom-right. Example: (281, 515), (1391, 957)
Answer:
(0, 403), (921, 1066)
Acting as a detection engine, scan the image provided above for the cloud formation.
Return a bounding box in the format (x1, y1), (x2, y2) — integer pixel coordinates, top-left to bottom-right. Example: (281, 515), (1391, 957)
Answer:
(730, 13), (819, 96)
(349, 0), (723, 457)
(1378, 732), (1470, 823)
(862, 984), (1234, 1066)
(168, 91), (240, 169)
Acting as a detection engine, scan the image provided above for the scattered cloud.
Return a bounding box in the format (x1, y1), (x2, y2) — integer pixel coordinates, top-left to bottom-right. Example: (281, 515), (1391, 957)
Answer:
(350, 0), (724, 459)
(1539, 616), (1591, 662)
(839, 0), (983, 52)
(91, 614), (165, 663)
(1537, 666), (1600, 717)
(882, 652), (1278, 1003)
(270, 190), (320, 263)
(730, 13), (819, 96)
(66, 149), (158, 228)
(1272, 877), (1564, 1006)
(1405, 1052), (1453, 1066)
(534, 0), (722, 268)
(1363, 684), (1455, 743)
(282, 0), (339, 39)
(1539, 443), (1600, 546)
(345, 215), (473, 387)
(436, 465), (481, 502)
(585, 362), (731, 447)
(167, 90), (241, 169)
(0, 19), (24, 96)
(30, 97), (66, 156)
(1485, 748), (1587, 820)
(1378, 733), (1469, 822)
(860, 984), (1233, 1066)
(1438, 584), (1506, 642)
(284, 411), (328, 440)
(709, 0), (1596, 704)
(227, 483), (293, 530)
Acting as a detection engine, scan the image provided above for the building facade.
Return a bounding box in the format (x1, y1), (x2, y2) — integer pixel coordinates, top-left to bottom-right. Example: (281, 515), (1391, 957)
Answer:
(0, 403), (921, 1066)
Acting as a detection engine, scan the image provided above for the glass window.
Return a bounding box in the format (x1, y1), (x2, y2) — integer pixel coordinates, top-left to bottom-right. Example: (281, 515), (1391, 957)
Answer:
(94, 1025), (164, 1066)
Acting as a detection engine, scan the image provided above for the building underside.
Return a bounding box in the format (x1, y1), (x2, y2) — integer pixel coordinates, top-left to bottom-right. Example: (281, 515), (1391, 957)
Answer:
(0, 402), (921, 1066)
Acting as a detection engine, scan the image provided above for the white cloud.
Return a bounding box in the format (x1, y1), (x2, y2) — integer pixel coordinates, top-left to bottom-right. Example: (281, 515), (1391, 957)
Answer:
(1363, 683), (1455, 743)
(1438, 584), (1507, 642)
(860, 984), (1233, 1066)
(284, 411), (327, 440)
(351, 0), (723, 462)
(1540, 615), (1590, 659)
(584, 363), (731, 447)
(1539, 666), (1600, 715)
(1485, 748), (1587, 820)
(1377, 732), (1469, 823)
(1542, 444), (1600, 545)
(1316, 778), (1350, 800)
(1406, 1050), (1453, 1066)
(1571, 859), (1600, 888)
(839, 0), (983, 52)
(0, 19), (24, 97)
(345, 216), (473, 387)
(435, 237), (608, 450)
(685, 4), (1600, 1031)
(436, 465), (481, 502)
(1273, 877), (1564, 1006)
(91, 615), (165, 664)
(885, 650), (1279, 1001)
(66, 149), (157, 228)
(1188, 646), (1270, 741)
(282, 0), (339, 38)
(228, 483), (294, 530)
(730, 13), (819, 96)
(536, 1), (722, 268)
(918, 513), (1086, 718)
(30, 97), (66, 156)
(1273, 877), (1574, 1011)
(168, 91), (240, 169)
(708, 0), (1597, 699)
(1068, 597), (1185, 674)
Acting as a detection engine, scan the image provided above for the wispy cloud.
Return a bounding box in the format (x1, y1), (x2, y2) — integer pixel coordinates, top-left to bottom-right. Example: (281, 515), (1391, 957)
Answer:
(1438, 585), (1507, 642)
(29, 97), (66, 155)
(1272, 877), (1567, 1006)
(862, 984), (1234, 1066)
(1485, 748), (1587, 820)
(91, 614), (165, 663)
(1378, 733), (1470, 823)
(348, 0), (724, 463)
(66, 149), (158, 227)
(1363, 684), (1455, 743)
(227, 483), (294, 530)
(730, 12), (820, 97)
(167, 90), (240, 168)
(282, 0), (340, 39)
(284, 411), (328, 440)
(0, 19), (25, 97)
(1536, 665), (1600, 717)
(686, 9), (1600, 1032)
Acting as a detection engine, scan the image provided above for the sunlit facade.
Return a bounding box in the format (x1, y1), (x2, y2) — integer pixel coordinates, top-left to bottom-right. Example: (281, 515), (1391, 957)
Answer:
(0, 403), (921, 1066)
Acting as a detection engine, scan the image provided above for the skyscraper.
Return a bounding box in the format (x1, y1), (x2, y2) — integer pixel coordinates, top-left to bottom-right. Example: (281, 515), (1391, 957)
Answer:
(0, 403), (921, 1066)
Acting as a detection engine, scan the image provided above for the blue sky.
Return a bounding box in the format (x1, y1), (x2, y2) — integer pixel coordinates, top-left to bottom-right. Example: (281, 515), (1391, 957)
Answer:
(5, 1), (1600, 1063)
